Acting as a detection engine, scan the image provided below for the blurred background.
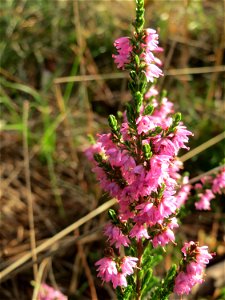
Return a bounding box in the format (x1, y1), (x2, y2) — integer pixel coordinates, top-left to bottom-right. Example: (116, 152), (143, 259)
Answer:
(0, 0), (224, 299)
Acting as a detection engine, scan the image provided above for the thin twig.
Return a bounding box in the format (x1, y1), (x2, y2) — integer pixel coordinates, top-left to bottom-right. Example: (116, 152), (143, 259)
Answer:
(180, 131), (225, 162)
(23, 101), (38, 281)
(78, 241), (98, 300)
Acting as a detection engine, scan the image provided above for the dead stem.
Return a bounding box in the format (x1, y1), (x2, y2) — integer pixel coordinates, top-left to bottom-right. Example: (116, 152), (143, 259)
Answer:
(78, 241), (98, 300)
(23, 101), (38, 280)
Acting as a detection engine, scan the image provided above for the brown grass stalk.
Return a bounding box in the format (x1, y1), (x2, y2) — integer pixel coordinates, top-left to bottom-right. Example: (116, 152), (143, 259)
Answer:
(23, 101), (38, 281)
(180, 131), (225, 162)
(53, 65), (225, 84)
(77, 241), (98, 300)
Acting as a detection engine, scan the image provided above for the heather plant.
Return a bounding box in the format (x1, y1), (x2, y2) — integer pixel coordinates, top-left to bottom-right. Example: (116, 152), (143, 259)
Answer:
(86, 0), (214, 299)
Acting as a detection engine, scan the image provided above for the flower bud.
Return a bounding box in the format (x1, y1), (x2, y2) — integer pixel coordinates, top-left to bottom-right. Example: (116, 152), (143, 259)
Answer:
(143, 143), (152, 160)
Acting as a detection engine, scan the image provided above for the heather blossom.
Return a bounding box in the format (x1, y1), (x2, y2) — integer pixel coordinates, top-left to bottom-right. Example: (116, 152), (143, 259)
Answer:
(212, 167), (225, 194)
(174, 242), (213, 295)
(175, 175), (192, 208)
(104, 222), (130, 248)
(195, 189), (215, 210)
(95, 256), (138, 288)
(95, 257), (118, 283)
(112, 37), (132, 69)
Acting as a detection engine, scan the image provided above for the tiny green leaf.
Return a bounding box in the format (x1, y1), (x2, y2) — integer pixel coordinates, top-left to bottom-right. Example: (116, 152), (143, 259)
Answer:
(144, 105), (154, 116)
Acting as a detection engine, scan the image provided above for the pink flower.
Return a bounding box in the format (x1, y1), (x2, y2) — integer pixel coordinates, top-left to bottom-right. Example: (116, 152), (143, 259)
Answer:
(174, 242), (213, 295)
(145, 64), (163, 82)
(96, 256), (138, 288)
(85, 142), (103, 162)
(143, 28), (159, 50)
(95, 257), (118, 283)
(112, 37), (132, 69)
(212, 168), (225, 194)
(120, 155), (137, 184)
(182, 241), (214, 265)
(175, 176), (192, 208)
(129, 224), (150, 241)
(171, 125), (193, 154)
(136, 115), (155, 134)
(186, 261), (203, 278)
(196, 245), (214, 265)
(153, 137), (176, 156)
(111, 273), (127, 288)
(152, 97), (174, 119)
(121, 256), (138, 275)
(145, 86), (159, 99)
(173, 272), (193, 295)
(195, 183), (203, 190)
(104, 223), (130, 248)
(195, 189), (215, 210)
(38, 283), (67, 300)
(141, 28), (164, 81)
(152, 228), (175, 248)
(158, 193), (178, 218)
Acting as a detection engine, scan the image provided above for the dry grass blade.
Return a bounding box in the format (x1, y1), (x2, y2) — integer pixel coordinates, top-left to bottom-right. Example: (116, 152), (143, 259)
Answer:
(23, 101), (38, 281)
(53, 73), (127, 84)
(32, 258), (50, 300)
(180, 131), (225, 162)
(166, 65), (225, 76)
(0, 198), (117, 281)
(53, 66), (225, 84)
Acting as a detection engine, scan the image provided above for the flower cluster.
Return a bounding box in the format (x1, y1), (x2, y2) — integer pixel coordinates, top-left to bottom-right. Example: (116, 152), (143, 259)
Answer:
(38, 283), (67, 300)
(175, 167), (225, 210)
(95, 256), (138, 288)
(112, 37), (132, 70)
(174, 241), (214, 295)
(194, 167), (225, 210)
(175, 175), (192, 208)
(212, 167), (225, 194)
(112, 29), (163, 82)
(86, 85), (193, 287)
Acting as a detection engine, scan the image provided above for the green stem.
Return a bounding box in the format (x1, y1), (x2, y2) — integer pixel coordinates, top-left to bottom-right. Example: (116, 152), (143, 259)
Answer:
(136, 240), (143, 300)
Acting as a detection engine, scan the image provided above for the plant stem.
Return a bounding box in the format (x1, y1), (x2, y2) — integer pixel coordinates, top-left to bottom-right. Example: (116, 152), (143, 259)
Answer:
(136, 240), (143, 300)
